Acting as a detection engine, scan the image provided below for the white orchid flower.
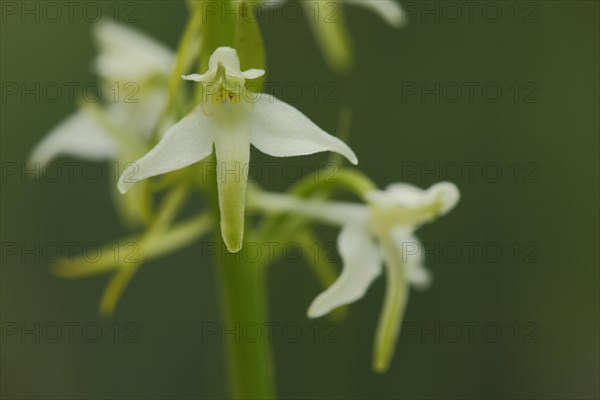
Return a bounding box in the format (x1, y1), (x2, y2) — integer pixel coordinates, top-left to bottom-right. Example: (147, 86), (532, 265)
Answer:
(29, 20), (174, 167)
(93, 19), (173, 82)
(117, 47), (358, 253)
(29, 21), (175, 227)
(296, 0), (405, 71)
(250, 182), (459, 371)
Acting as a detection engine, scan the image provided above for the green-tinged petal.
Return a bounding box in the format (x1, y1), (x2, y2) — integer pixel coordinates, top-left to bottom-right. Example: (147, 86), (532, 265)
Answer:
(248, 190), (369, 226)
(213, 106), (252, 252)
(304, 0), (353, 73)
(28, 111), (118, 166)
(346, 0), (406, 28)
(93, 19), (173, 81)
(308, 223), (382, 318)
(117, 107), (214, 193)
(373, 235), (409, 373)
(250, 94), (358, 164)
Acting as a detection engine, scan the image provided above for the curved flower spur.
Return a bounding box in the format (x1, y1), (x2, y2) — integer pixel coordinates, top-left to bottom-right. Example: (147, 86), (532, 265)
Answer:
(118, 47), (358, 252)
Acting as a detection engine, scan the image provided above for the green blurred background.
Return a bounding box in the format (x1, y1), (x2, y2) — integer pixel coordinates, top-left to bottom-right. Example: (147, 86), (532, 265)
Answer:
(1, 1), (598, 398)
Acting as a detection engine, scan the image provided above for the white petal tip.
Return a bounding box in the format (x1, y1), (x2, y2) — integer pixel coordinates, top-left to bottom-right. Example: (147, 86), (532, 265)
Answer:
(117, 171), (134, 194)
(242, 69), (266, 80)
(181, 73), (202, 82)
(409, 267), (433, 291)
(307, 304), (327, 319)
(431, 182), (460, 215)
(388, 13), (407, 29)
(117, 182), (129, 194)
(338, 144), (358, 165)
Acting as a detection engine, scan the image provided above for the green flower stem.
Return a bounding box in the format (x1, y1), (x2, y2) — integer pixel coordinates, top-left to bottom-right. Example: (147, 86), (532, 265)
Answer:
(195, 5), (276, 397)
(214, 252), (276, 399)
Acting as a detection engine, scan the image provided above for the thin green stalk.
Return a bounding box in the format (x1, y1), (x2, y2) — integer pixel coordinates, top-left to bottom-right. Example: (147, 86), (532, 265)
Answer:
(214, 253), (276, 399)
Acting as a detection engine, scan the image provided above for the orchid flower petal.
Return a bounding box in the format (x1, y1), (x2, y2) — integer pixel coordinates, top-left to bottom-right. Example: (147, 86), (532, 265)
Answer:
(93, 19), (173, 81)
(427, 182), (460, 215)
(29, 111), (118, 166)
(213, 107), (252, 253)
(346, 0), (406, 28)
(378, 182), (460, 214)
(250, 94), (358, 164)
(308, 223), (382, 318)
(181, 73), (210, 82)
(117, 107), (214, 193)
(242, 69), (266, 79)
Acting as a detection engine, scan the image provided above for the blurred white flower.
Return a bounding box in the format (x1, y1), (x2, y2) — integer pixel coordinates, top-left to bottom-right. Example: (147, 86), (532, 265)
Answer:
(118, 47), (357, 252)
(250, 182), (459, 371)
(28, 21), (176, 226)
(92, 19), (173, 81)
(29, 20), (174, 167)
